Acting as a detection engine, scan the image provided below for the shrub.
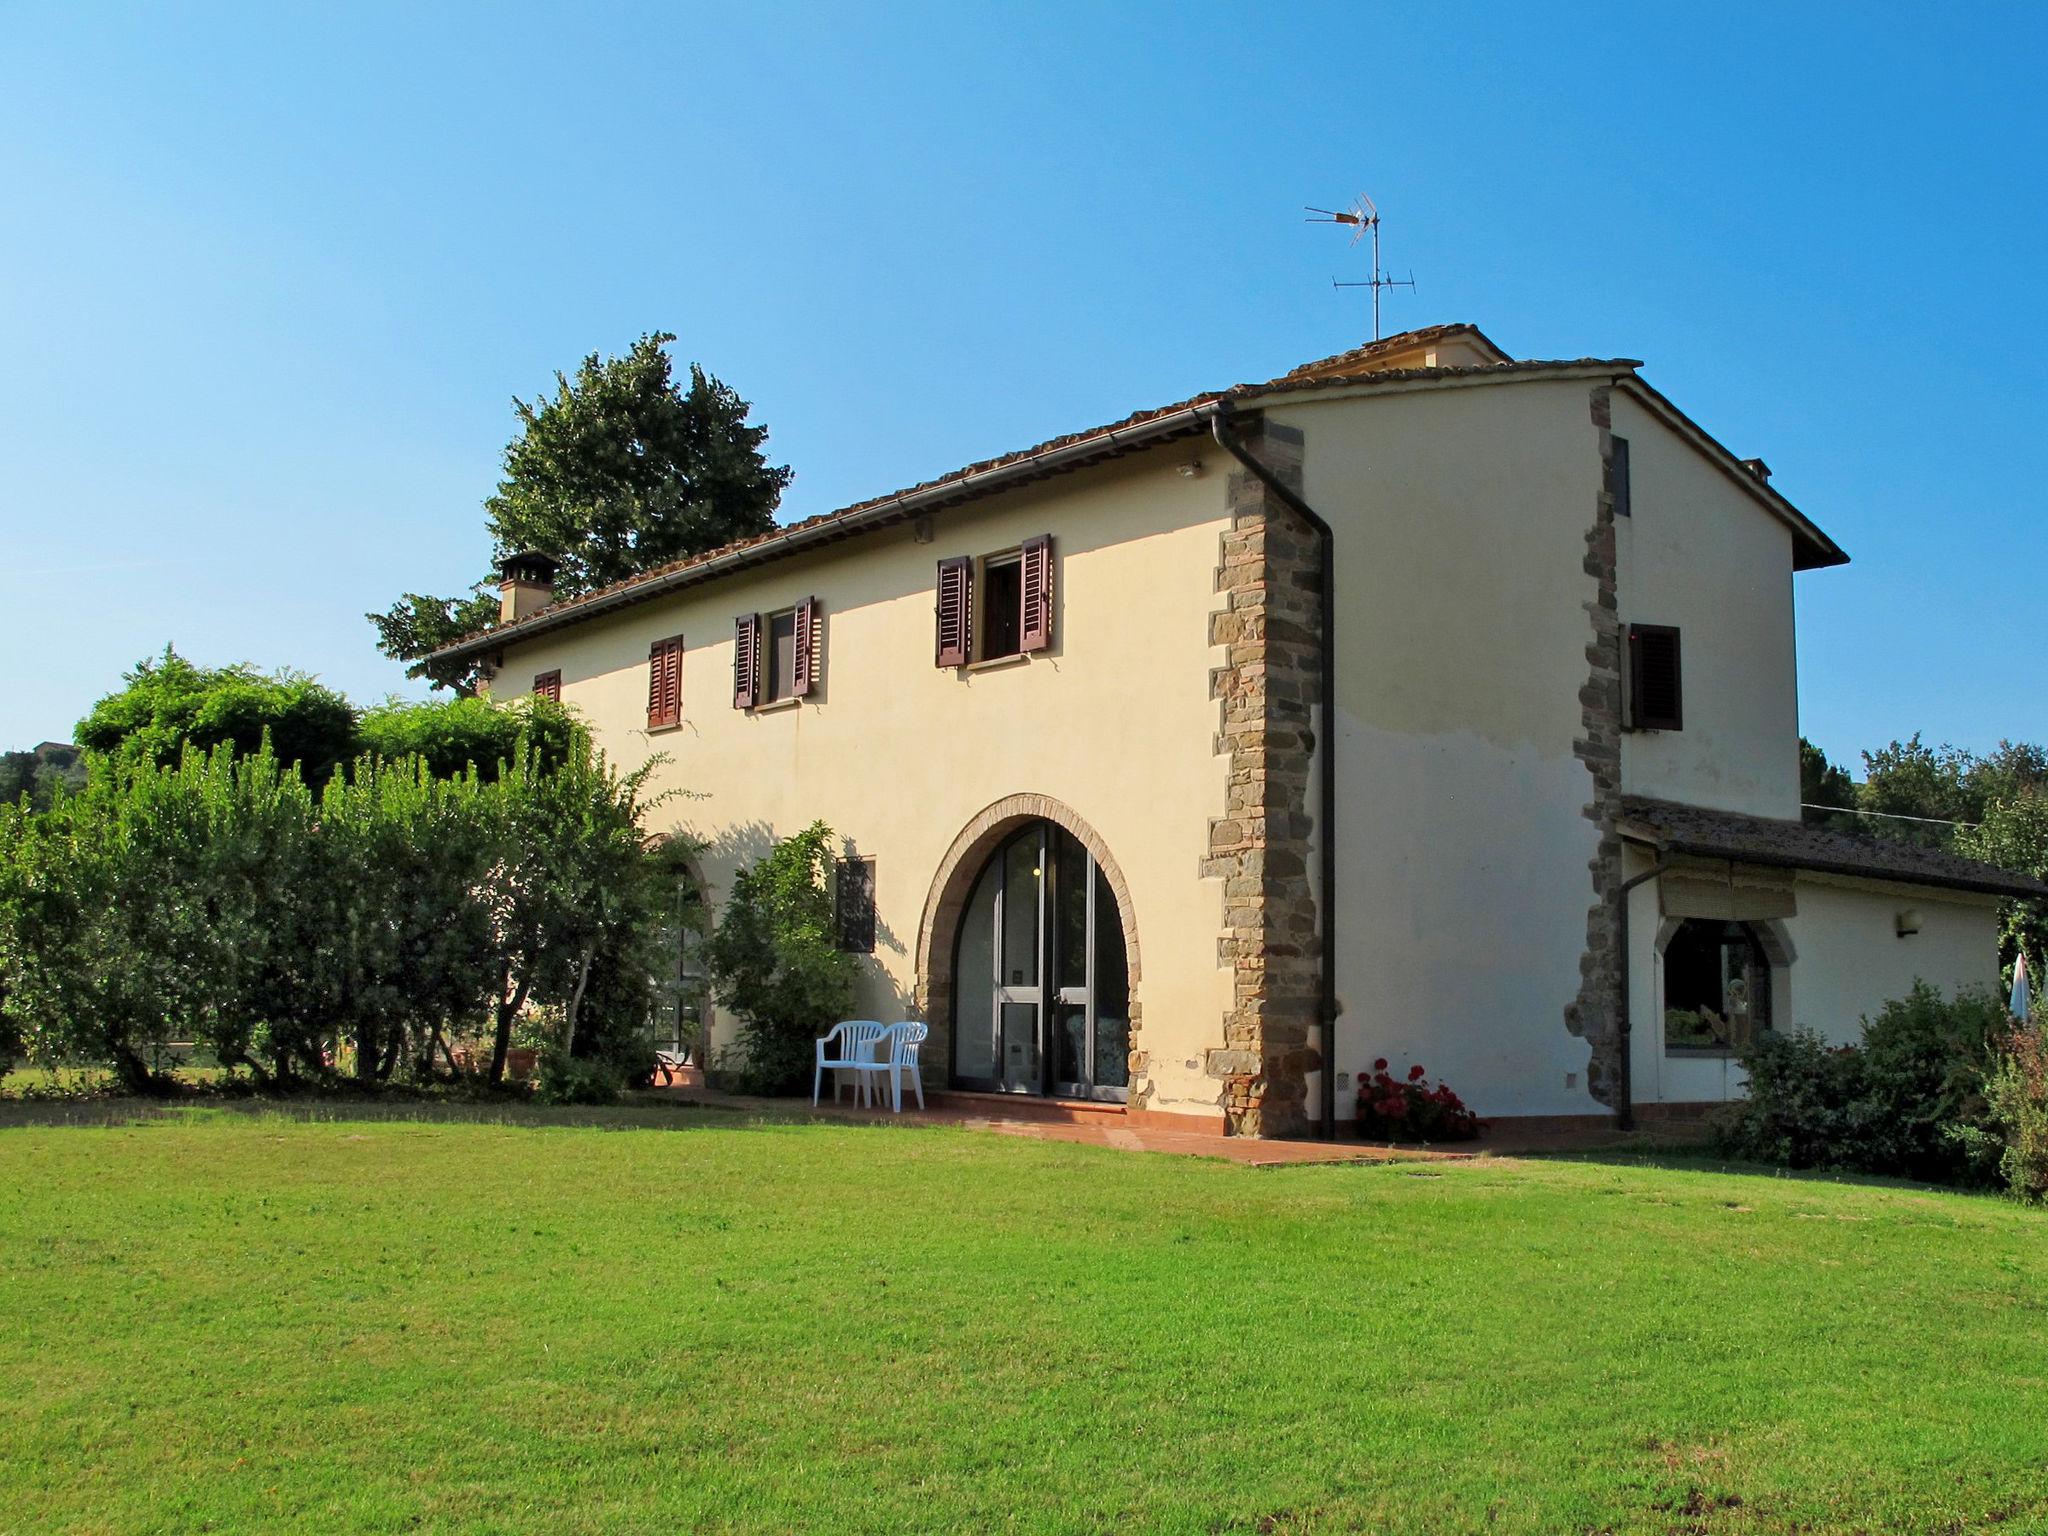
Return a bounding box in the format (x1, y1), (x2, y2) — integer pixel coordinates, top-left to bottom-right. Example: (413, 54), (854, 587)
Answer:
(1354, 1060), (1481, 1142)
(706, 823), (857, 1095)
(1712, 1030), (1877, 1170)
(1715, 983), (2006, 1183)
(0, 727), (680, 1104)
(535, 1051), (625, 1106)
(76, 648), (359, 789)
(357, 695), (577, 783)
(1971, 1027), (2048, 1203)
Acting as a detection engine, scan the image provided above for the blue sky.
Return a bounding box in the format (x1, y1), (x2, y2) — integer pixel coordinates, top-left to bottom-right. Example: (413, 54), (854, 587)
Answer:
(3, 2), (2043, 770)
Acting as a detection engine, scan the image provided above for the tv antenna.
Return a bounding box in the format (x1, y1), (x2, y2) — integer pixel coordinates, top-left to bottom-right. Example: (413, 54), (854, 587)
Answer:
(1306, 193), (1415, 341)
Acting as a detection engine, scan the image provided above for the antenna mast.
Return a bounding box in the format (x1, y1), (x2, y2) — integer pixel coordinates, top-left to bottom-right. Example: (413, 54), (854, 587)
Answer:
(1306, 193), (1416, 341)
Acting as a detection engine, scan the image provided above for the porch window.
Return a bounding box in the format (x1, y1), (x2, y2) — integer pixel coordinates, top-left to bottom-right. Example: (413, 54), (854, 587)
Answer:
(1664, 919), (1772, 1054)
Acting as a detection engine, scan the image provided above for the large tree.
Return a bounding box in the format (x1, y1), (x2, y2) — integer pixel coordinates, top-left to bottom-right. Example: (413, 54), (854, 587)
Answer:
(76, 647), (359, 789)
(370, 333), (791, 693)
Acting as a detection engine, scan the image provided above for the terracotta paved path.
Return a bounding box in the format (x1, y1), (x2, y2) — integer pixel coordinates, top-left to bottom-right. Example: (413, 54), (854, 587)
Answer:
(642, 1082), (1672, 1166)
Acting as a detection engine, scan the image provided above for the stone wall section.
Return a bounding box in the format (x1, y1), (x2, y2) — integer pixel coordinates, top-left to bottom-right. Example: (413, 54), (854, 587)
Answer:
(1202, 419), (1325, 1136)
(1565, 384), (1627, 1105)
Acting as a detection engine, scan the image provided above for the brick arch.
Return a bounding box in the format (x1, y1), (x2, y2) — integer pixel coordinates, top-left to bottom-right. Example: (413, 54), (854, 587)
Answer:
(915, 794), (1146, 1102)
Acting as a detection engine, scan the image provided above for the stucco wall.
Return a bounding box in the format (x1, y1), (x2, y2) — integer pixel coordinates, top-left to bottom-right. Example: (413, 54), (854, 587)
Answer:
(494, 440), (1239, 1117)
(1269, 380), (1609, 1118)
(1611, 393), (1801, 819)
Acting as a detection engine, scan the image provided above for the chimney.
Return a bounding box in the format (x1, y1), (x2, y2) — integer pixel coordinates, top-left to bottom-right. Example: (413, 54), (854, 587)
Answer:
(497, 551), (560, 624)
(1739, 457), (1772, 485)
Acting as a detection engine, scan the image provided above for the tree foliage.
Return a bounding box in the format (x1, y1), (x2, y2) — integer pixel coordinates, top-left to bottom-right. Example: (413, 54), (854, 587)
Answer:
(0, 744), (84, 812)
(1799, 737), (1857, 827)
(369, 332), (790, 692)
(364, 589), (503, 698)
(0, 728), (685, 1099)
(76, 648), (359, 788)
(75, 656), (577, 788)
(705, 822), (857, 1094)
(487, 333), (790, 597)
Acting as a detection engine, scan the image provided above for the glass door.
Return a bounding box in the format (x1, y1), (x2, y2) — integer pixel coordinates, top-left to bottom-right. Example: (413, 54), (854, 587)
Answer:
(951, 821), (1130, 1102)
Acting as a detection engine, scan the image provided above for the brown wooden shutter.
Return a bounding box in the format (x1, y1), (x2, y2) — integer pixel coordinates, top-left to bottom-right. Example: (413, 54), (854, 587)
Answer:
(733, 613), (760, 709)
(645, 638), (682, 729)
(935, 556), (972, 667)
(533, 670), (562, 704)
(1019, 534), (1053, 652)
(793, 595), (818, 697)
(1627, 623), (1682, 731)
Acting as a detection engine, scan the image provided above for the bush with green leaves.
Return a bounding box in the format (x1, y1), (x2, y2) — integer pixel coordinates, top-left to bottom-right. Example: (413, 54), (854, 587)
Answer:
(356, 695), (577, 783)
(0, 722), (682, 1102)
(705, 822), (857, 1095)
(1967, 1026), (2048, 1203)
(1715, 982), (2007, 1184)
(76, 648), (360, 789)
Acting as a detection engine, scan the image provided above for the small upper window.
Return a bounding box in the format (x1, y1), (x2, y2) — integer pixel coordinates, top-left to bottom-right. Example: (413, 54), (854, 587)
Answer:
(1611, 436), (1631, 518)
(734, 598), (816, 710)
(646, 637), (682, 730)
(1627, 623), (1682, 732)
(980, 553), (1023, 661)
(533, 670), (562, 704)
(765, 608), (800, 703)
(935, 535), (1052, 668)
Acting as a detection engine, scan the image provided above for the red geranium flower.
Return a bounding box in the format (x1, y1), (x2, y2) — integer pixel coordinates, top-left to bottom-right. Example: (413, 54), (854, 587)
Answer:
(1408, 1064), (1426, 1081)
(1373, 1058), (1388, 1072)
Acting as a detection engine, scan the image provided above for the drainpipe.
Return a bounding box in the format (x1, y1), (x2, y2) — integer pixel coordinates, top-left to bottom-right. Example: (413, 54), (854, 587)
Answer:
(1614, 850), (1668, 1133)
(1207, 403), (1341, 1141)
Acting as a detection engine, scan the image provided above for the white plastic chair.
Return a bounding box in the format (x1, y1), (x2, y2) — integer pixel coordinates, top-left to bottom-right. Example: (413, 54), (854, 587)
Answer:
(814, 1021), (888, 1107)
(877, 1021), (928, 1113)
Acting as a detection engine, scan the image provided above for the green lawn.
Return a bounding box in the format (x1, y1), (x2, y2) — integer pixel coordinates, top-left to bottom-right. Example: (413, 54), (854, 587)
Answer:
(2, 1105), (2045, 1534)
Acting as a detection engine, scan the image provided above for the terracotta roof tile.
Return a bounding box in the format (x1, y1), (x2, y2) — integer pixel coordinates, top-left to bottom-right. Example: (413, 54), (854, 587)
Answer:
(1620, 795), (2047, 901)
(432, 330), (1647, 660)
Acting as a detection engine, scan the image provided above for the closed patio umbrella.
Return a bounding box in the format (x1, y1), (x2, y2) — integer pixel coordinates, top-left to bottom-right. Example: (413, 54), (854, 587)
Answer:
(2013, 951), (2032, 1024)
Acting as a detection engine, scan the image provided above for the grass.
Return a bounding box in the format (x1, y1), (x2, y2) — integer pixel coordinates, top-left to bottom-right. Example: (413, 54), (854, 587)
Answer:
(2, 1104), (2046, 1534)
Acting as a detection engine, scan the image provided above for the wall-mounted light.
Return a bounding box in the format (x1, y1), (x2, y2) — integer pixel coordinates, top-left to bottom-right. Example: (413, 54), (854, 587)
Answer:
(1177, 458), (1205, 478)
(1896, 909), (1922, 938)
(911, 515), (935, 544)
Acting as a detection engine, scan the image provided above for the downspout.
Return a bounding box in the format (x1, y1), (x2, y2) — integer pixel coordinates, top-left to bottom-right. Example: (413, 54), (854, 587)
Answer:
(1614, 849), (1668, 1133)
(1207, 403), (1341, 1140)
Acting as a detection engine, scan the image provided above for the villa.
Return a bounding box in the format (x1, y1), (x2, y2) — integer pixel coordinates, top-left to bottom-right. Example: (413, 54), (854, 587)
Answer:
(431, 323), (2040, 1135)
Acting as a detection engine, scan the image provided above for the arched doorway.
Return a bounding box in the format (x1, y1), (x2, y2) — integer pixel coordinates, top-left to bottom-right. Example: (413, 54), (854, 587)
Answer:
(948, 819), (1132, 1101)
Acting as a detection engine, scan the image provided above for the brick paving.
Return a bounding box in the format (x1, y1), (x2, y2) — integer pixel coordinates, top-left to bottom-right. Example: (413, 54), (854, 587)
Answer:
(639, 1081), (1683, 1166)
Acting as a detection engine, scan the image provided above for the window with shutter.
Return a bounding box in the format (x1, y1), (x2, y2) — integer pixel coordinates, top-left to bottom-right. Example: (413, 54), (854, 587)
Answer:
(1019, 534), (1053, 652)
(533, 670), (562, 704)
(1611, 437), (1632, 518)
(935, 556), (972, 667)
(835, 856), (876, 953)
(793, 595), (818, 697)
(645, 638), (683, 730)
(1627, 623), (1682, 731)
(733, 614), (760, 710)
(761, 608), (799, 703)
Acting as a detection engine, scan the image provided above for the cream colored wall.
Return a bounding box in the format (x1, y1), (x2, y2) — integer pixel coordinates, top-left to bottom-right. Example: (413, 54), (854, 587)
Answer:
(494, 441), (1238, 1116)
(1784, 877), (2002, 1040)
(1631, 866), (2003, 1105)
(1270, 380), (1609, 1118)
(1611, 393), (1801, 818)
